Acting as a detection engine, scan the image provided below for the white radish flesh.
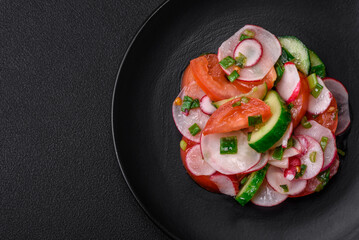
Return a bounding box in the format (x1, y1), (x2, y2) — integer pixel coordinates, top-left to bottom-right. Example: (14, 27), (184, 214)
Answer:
(251, 180), (288, 207)
(200, 95), (217, 115)
(292, 136), (305, 154)
(266, 166), (307, 195)
(186, 145), (216, 176)
(172, 88), (210, 143)
(218, 25), (281, 81)
(269, 158), (289, 169)
(294, 120), (336, 170)
(243, 152), (269, 173)
(233, 39), (263, 67)
(323, 78), (350, 135)
(210, 174), (237, 196)
(201, 131), (261, 174)
(276, 63), (301, 103)
(295, 136), (324, 179)
(307, 77), (332, 114)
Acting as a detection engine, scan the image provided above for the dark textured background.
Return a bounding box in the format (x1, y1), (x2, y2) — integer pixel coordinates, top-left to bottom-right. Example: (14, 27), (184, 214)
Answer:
(1, 0), (169, 239)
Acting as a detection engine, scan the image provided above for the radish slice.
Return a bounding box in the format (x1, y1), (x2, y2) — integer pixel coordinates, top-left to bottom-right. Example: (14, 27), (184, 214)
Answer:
(307, 77), (333, 114)
(210, 174), (238, 196)
(266, 166), (307, 195)
(292, 136), (305, 154)
(295, 136), (324, 179)
(186, 145), (216, 176)
(294, 120), (336, 170)
(276, 63), (301, 103)
(172, 88), (210, 143)
(323, 78), (350, 135)
(233, 39), (263, 67)
(269, 147), (300, 161)
(218, 25), (281, 81)
(251, 180), (288, 207)
(269, 158), (289, 169)
(273, 122), (293, 148)
(201, 131), (261, 174)
(200, 95), (217, 115)
(242, 152), (269, 173)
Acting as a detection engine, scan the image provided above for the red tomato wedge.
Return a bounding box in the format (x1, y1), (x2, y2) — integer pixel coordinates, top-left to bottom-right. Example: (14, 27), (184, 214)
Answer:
(203, 97), (272, 135)
(291, 72), (310, 128)
(180, 65), (205, 99)
(307, 97), (338, 134)
(190, 54), (276, 101)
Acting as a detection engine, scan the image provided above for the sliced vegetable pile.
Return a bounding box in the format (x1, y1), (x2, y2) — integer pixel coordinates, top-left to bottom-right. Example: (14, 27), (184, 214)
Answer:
(172, 25), (350, 207)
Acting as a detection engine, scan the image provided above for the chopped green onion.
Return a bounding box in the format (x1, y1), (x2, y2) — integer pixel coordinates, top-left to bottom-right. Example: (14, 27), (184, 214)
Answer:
(337, 148), (345, 156)
(312, 114), (318, 119)
(191, 99), (200, 109)
(311, 64), (326, 79)
(332, 109), (338, 120)
(310, 151), (317, 163)
(252, 86), (258, 92)
(239, 34), (251, 41)
(227, 70), (240, 82)
(240, 176), (248, 185)
(188, 123), (201, 136)
(241, 97), (249, 103)
(301, 116), (312, 128)
(232, 101), (241, 107)
(180, 140), (187, 151)
(272, 146), (284, 160)
(286, 137), (295, 149)
(274, 62), (284, 84)
(219, 56), (236, 69)
(280, 184), (289, 193)
(239, 30), (255, 41)
(311, 83), (323, 98)
(287, 103), (294, 110)
(235, 53), (247, 68)
(315, 169), (330, 192)
(307, 73), (318, 90)
(320, 136), (328, 151)
(248, 115), (262, 126)
(181, 95), (199, 112)
(247, 132), (252, 141)
(220, 136), (238, 154)
(295, 164), (307, 179)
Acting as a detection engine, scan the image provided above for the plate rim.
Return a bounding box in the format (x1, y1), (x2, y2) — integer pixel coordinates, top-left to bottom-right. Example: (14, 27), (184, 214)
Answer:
(111, 0), (177, 239)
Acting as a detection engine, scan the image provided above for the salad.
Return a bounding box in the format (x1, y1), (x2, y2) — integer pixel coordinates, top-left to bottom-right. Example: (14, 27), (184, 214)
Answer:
(172, 25), (350, 207)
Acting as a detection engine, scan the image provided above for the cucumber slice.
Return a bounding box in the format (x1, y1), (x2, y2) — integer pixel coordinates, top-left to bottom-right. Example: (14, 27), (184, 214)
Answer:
(248, 90), (291, 153)
(212, 83), (267, 108)
(309, 49), (326, 78)
(278, 36), (310, 76)
(235, 165), (269, 206)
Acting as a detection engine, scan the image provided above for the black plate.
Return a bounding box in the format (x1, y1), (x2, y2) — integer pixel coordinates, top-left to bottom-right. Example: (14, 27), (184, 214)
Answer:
(112, 0), (359, 239)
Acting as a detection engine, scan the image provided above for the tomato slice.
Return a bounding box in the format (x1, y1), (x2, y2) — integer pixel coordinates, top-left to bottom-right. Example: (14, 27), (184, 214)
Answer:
(190, 54), (276, 101)
(290, 72), (310, 128)
(180, 65), (204, 99)
(203, 97), (272, 135)
(306, 97), (338, 134)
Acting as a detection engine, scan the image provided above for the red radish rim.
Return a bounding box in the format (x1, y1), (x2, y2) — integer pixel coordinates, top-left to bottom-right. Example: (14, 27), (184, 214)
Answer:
(242, 152), (269, 174)
(276, 62), (301, 103)
(323, 77), (350, 135)
(232, 38), (263, 68)
(186, 145), (216, 176)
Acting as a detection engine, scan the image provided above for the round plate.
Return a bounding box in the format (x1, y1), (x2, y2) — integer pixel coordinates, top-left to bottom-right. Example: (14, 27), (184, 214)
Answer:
(112, 0), (358, 239)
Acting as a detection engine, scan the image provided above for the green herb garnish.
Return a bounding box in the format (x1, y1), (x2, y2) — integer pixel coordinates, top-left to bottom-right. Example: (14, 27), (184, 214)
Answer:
(280, 184), (289, 193)
(310, 151), (317, 163)
(232, 101), (241, 107)
(287, 103), (294, 110)
(307, 73), (318, 90)
(239, 29), (255, 41)
(241, 97), (249, 103)
(248, 115), (262, 126)
(240, 176), (248, 185)
(247, 132), (252, 141)
(220, 136), (238, 154)
(227, 70), (240, 82)
(181, 95), (200, 112)
(337, 149), (345, 156)
(311, 83), (323, 98)
(315, 169), (330, 192)
(301, 116), (312, 129)
(320, 136), (328, 151)
(272, 146), (284, 160)
(235, 53), (247, 68)
(180, 140), (187, 151)
(188, 123), (201, 136)
(295, 164), (307, 179)
(219, 56), (236, 69)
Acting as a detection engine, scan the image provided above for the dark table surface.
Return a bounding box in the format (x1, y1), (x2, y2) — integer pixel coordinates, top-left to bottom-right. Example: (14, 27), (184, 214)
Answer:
(2, 0), (169, 238)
